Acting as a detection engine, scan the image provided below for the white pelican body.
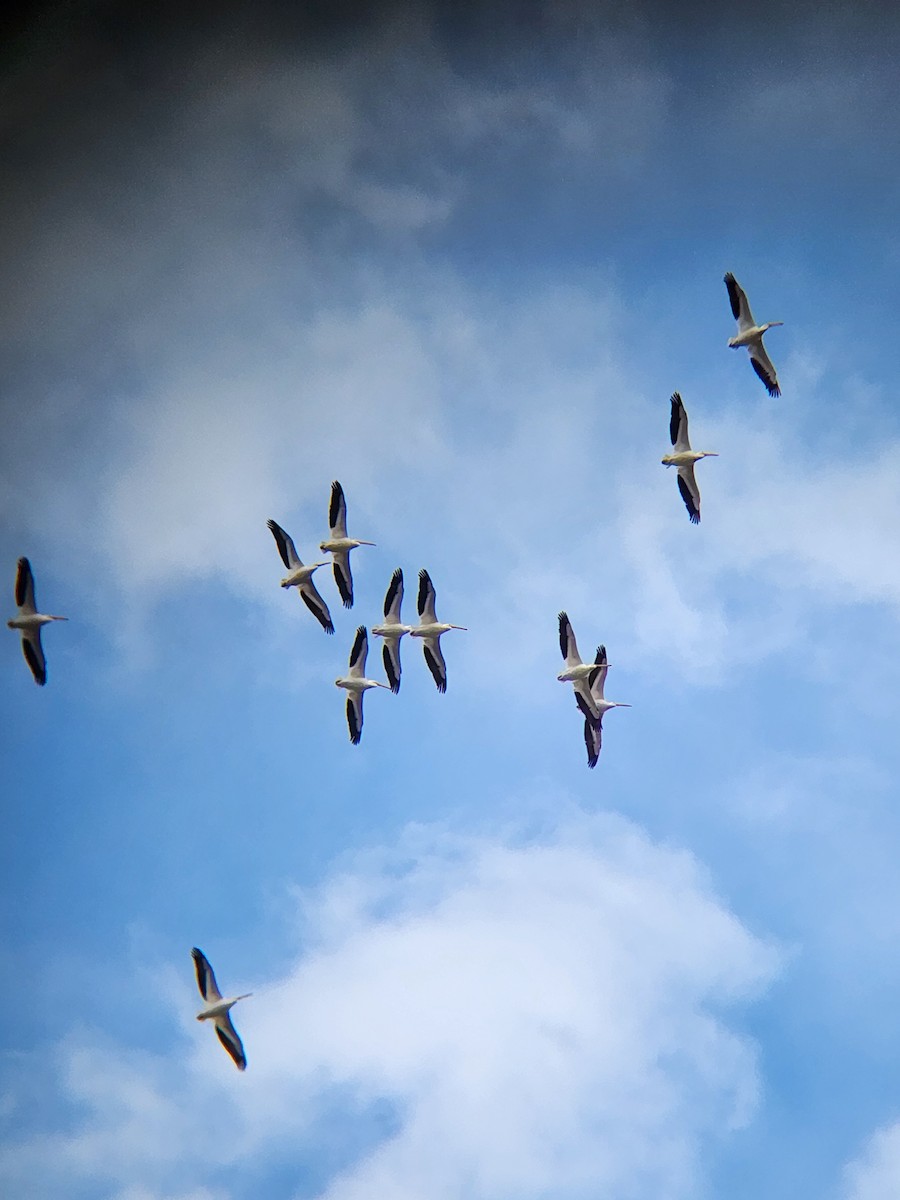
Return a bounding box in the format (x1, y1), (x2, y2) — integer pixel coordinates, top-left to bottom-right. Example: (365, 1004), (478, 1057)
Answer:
(7, 557), (68, 686)
(724, 272), (782, 396)
(335, 625), (390, 744)
(409, 569), (466, 693)
(266, 519), (334, 634)
(191, 947), (251, 1071)
(371, 568), (412, 693)
(582, 644), (631, 769)
(319, 481), (375, 609)
(661, 393), (718, 525)
(557, 611), (604, 721)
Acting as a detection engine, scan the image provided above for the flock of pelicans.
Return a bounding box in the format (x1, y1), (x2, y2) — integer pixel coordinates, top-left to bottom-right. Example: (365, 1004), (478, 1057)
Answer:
(7, 273), (783, 1070)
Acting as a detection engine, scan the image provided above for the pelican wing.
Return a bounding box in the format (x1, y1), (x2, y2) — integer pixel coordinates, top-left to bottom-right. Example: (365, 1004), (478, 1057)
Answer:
(588, 645), (608, 697)
(266, 519), (301, 570)
(558, 611), (582, 668)
(191, 947), (222, 1002)
(214, 1012), (247, 1071)
(584, 715), (603, 769)
(383, 568), (404, 621)
(382, 639), (401, 694)
(15, 557), (36, 612)
(417, 569), (438, 623)
(332, 553), (354, 609)
(346, 693), (364, 745)
(423, 637), (447, 693)
(574, 681), (599, 722)
(749, 342), (781, 397)
(348, 625), (368, 674)
(724, 272), (755, 332)
(329, 480), (348, 538)
(669, 393), (691, 452)
(300, 580), (334, 634)
(21, 630), (46, 686)
(677, 466), (701, 524)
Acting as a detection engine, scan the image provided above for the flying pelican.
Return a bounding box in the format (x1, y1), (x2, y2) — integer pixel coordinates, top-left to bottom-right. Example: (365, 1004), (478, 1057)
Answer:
(581, 645), (631, 769)
(266, 519), (334, 634)
(7, 557), (67, 686)
(724, 272), (782, 396)
(191, 947), (251, 1072)
(409, 569), (466, 693)
(557, 611), (604, 721)
(335, 625), (390, 744)
(371, 568), (412, 694)
(661, 393), (718, 524)
(319, 481), (375, 609)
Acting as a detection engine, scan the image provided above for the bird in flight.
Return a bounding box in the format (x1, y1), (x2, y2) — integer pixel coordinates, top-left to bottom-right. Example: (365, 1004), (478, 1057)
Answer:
(191, 947), (251, 1071)
(557, 611), (604, 723)
(7, 557), (68, 686)
(319, 481), (375, 609)
(410, 569), (466, 693)
(371, 568), (413, 694)
(335, 625), (390, 744)
(724, 271), (783, 396)
(661, 392), (718, 524)
(266, 519), (334, 633)
(581, 644), (631, 769)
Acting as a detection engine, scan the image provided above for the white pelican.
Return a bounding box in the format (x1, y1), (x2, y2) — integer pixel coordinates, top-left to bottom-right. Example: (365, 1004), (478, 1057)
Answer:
(409, 569), (466, 693)
(266, 519), (334, 634)
(557, 611), (604, 721)
(191, 947), (251, 1071)
(581, 645), (630, 769)
(335, 625), (390, 744)
(371, 568), (412, 694)
(661, 393), (718, 524)
(724, 272), (782, 396)
(319, 481), (375, 609)
(7, 557), (67, 686)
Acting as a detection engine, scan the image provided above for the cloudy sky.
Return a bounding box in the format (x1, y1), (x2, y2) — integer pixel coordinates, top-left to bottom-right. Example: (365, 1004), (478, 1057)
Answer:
(4, 1), (900, 1197)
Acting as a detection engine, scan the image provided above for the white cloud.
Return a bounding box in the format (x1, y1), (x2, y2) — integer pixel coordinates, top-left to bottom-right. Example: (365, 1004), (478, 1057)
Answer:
(0, 812), (777, 1200)
(843, 1122), (900, 1200)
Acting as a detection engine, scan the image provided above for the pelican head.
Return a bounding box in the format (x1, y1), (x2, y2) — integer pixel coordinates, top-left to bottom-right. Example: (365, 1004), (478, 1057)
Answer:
(765, 321), (784, 331)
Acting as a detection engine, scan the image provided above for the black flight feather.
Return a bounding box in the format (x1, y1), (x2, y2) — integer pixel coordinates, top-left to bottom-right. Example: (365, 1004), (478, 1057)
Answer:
(677, 474), (700, 524)
(384, 568), (403, 617)
(266, 520), (291, 570)
(301, 589), (334, 634)
(22, 638), (45, 686)
(346, 697), (361, 744)
(724, 272), (741, 320)
(15, 557), (30, 608)
(329, 480), (344, 531)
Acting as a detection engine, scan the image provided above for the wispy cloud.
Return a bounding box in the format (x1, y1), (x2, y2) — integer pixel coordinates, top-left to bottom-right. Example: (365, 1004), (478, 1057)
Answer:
(0, 812), (777, 1200)
(843, 1122), (900, 1200)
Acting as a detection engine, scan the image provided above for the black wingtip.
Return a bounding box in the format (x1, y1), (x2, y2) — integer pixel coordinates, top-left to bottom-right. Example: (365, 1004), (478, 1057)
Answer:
(750, 356), (780, 396)
(15, 557), (30, 607)
(676, 474), (701, 525)
(724, 272), (741, 320)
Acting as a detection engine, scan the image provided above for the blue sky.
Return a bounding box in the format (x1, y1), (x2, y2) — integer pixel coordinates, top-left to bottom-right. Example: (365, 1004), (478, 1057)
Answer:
(4, 1), (900, 1197)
